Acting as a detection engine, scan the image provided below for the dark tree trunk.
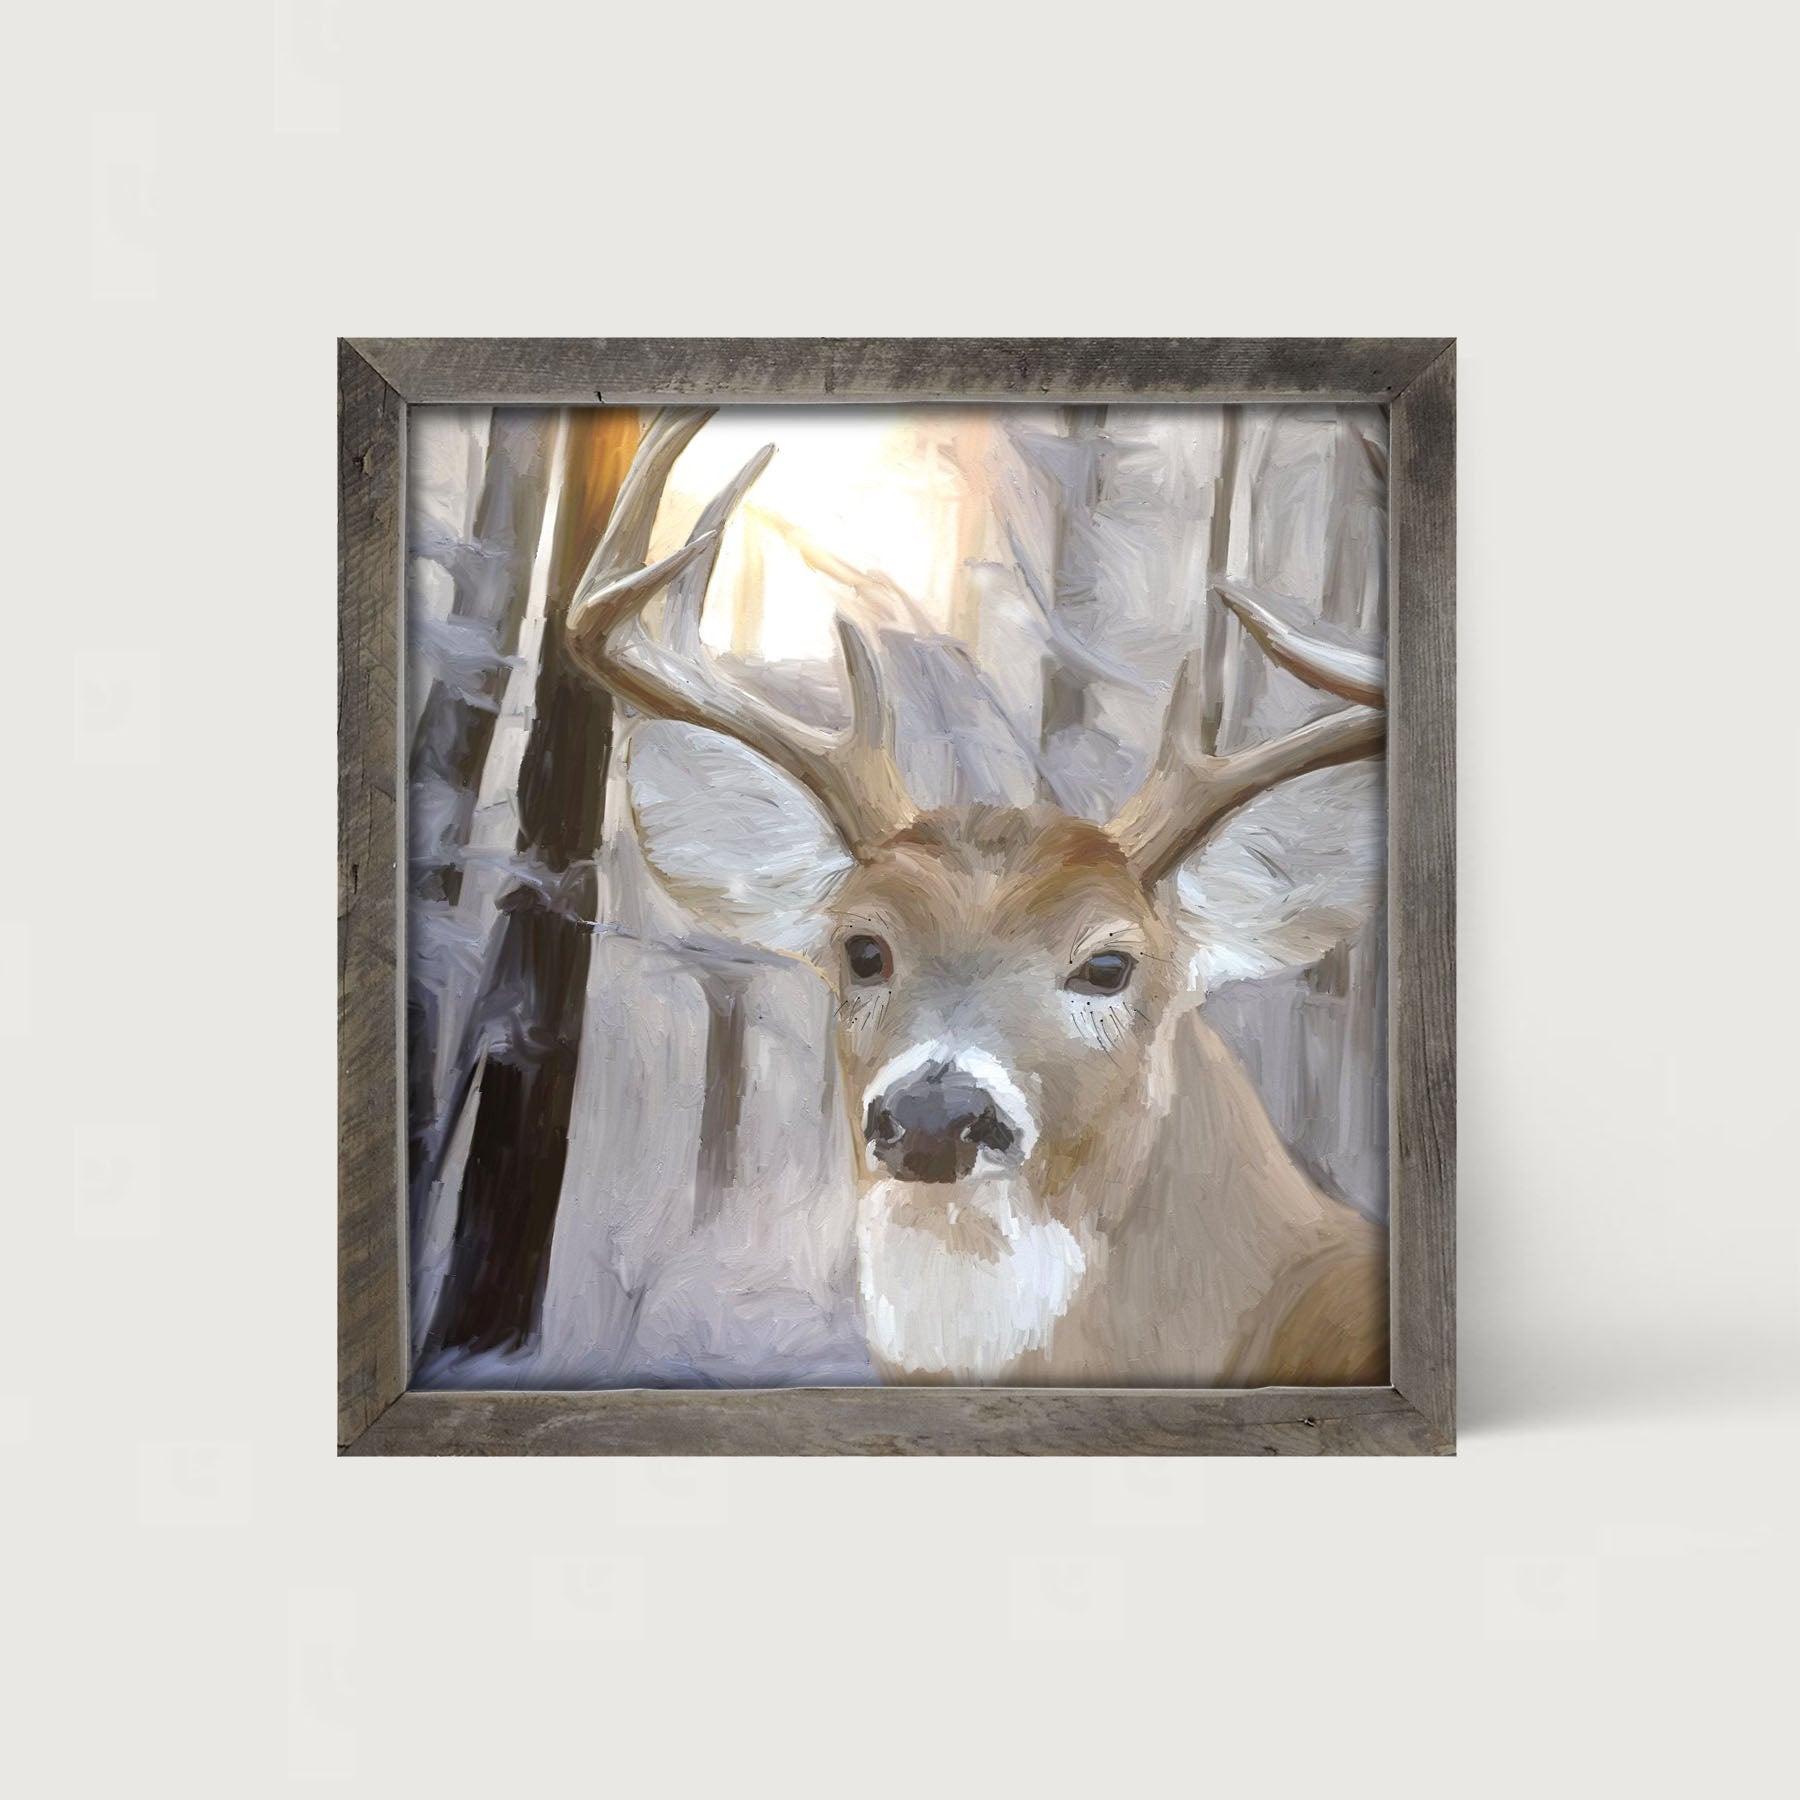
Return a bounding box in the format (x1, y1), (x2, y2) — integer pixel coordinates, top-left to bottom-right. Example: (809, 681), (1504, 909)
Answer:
(424, 407), (639, 1357)
(406, 412), (555, 1218)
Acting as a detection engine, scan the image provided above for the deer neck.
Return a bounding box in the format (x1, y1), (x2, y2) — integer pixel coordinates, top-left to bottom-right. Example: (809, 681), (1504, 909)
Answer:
(1068, 1008), (1360, 1381)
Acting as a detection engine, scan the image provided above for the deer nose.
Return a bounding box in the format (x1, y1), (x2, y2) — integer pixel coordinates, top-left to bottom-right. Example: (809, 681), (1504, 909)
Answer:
(864, 1069), (1016, 1183)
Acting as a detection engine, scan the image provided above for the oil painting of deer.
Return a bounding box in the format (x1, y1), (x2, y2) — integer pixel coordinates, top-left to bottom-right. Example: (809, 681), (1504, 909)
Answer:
(407, 400), (1391, 1391)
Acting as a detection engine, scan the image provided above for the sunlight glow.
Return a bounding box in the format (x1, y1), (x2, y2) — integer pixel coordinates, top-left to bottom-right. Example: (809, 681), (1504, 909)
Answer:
(646, 408), (980, 664)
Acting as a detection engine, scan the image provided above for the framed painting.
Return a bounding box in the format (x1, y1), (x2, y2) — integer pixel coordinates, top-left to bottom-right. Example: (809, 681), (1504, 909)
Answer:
(339, 338), (1455, 1455)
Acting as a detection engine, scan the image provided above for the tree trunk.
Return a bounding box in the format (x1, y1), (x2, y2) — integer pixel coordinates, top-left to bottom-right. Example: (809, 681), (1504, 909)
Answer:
(423, 406), (639, 1357)
(406, 411), (555, 1219)
(1038, 405), (1106, 769)
(1197, 406), (1242, 755)
(693, 966), (750, 1231)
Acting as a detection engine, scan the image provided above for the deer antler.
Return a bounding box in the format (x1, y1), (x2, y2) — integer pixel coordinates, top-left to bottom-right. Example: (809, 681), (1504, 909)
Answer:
(1211, 579), (1385, 707)
(1109, 585), (1386, 883)
(566, 407), (916, 857)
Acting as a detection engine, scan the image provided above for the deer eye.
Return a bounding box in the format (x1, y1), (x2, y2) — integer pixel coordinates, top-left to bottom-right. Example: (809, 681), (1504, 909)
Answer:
(1067, 950), (1135, 996)
(844, 933), (892, 984)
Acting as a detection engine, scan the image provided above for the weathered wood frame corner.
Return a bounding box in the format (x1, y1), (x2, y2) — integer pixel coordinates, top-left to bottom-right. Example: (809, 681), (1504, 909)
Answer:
(339, 337), (1455, 1457)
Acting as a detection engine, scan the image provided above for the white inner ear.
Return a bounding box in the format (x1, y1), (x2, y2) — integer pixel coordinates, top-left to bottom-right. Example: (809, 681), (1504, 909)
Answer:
(1174, 763), (1384, 997)
(626, 720), (853, 958)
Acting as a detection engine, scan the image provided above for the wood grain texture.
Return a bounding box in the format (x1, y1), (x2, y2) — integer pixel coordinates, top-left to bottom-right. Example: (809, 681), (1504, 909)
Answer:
(338, 342), (408, 1446)
(336, 337), (1458, 1456)
(1387, 344), (1457, 1443)
(348, 337), (1453, 407)
(342, 1386), (1450, 1457)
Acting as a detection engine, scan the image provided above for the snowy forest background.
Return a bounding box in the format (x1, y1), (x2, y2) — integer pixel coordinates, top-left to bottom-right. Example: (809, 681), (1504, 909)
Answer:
(404, 402), (1389, 1388)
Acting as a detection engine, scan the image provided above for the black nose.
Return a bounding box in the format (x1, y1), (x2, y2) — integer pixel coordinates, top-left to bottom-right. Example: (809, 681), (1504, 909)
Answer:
(864, 1068), (1016, 1183)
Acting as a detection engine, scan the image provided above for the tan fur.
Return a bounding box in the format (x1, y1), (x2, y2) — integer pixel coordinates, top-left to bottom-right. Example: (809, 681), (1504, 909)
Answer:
(1230, 1240), (1389, 1386)
(1003, 1010), (1384, 1385)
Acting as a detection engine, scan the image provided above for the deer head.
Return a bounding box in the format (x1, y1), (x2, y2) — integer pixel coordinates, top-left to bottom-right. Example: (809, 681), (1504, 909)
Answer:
(567, 409), (1385, 1240)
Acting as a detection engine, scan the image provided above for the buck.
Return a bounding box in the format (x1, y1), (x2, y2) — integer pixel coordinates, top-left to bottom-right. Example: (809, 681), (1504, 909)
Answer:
(567, 410), (1389, 1387)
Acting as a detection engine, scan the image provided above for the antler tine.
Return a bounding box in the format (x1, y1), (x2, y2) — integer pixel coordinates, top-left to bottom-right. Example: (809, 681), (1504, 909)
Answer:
(1111, 611), (1387, 883)
(662, 443), (776, 658)
(566, 417), (914, 856)
(571, 407), (713, 610)
(835, 614), (895, 756)
(1215, 580), (1386, 708)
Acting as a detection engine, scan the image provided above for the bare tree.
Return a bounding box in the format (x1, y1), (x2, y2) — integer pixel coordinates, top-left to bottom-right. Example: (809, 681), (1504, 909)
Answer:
(1197, 407), (1242, 755)
(406, 412), (555, 1219)
(1033, 405), (1106, 766)
(422, 407), (638, 1357)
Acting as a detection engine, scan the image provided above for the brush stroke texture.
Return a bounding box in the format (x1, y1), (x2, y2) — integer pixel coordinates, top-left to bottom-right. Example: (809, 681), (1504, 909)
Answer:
(409, 404), (1388, 1389)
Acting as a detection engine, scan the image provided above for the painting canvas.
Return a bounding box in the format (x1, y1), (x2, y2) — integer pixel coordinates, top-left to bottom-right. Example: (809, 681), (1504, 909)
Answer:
(405, 401), (1389, 1390)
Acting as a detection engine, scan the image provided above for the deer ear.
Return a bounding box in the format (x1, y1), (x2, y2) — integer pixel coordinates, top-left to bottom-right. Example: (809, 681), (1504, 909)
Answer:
(1172, 763), (1384, 997)
(625, 720), (854, 958)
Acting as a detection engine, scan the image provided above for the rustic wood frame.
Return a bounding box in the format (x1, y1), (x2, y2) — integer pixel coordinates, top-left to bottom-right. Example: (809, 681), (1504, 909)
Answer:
(339, 338), (1455, 1456)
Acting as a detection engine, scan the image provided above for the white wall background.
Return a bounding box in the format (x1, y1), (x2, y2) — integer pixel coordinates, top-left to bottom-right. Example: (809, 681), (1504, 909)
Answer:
(5, 2), (1794, 1795)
